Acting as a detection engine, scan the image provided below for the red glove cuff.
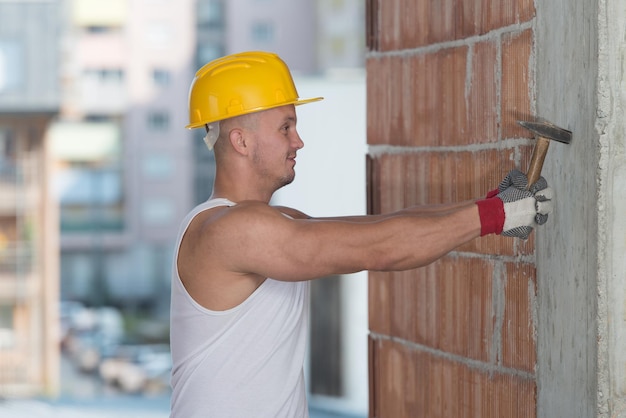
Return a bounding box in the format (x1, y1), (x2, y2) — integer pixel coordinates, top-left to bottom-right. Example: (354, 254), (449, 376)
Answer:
(475, 198), (505, 236)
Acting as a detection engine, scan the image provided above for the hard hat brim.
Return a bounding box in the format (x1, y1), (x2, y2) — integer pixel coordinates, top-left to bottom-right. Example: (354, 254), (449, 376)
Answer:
(185, 96), (324, 130)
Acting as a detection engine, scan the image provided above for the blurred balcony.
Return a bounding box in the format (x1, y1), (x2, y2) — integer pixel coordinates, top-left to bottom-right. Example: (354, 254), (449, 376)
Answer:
(0, 158), (41, 214)
(0, 242), (36, 302)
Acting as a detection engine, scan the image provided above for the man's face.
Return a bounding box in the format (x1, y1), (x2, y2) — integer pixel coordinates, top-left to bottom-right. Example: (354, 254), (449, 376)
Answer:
(248, 105), (304, 190)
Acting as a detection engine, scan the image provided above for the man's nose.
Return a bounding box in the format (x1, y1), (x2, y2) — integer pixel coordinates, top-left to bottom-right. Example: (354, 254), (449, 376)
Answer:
(292, 131), (304, 149)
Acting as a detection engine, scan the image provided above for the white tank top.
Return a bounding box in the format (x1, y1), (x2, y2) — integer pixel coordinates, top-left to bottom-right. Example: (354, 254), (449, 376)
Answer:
(169, 198), (310, 418)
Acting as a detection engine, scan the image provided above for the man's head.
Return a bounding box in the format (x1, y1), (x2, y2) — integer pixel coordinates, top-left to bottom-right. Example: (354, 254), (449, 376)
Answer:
(186, 51), (323, 150)
(215, 104), (303, 191)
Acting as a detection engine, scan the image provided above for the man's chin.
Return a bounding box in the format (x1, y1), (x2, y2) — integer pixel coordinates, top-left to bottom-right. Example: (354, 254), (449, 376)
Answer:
(276, 174), (295, 190)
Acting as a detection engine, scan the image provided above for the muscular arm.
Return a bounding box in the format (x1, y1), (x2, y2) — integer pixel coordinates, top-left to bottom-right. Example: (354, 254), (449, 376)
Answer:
(208, 200), (481, 282)
(274, 200), (474, 222)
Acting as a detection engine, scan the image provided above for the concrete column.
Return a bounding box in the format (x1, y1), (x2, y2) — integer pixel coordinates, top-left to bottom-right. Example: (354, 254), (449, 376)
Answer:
(534, 0), (626, 416)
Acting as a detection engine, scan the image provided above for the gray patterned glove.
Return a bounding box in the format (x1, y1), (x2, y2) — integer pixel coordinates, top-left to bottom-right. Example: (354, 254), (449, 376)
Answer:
(476, 169), (554, 239)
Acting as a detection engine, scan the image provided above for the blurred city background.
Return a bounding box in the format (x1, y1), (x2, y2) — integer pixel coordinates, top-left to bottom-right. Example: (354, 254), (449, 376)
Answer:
(0, 0), (367, 416)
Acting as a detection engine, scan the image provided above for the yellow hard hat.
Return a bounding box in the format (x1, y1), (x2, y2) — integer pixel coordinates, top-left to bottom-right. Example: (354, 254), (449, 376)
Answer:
(186, 51), (323, 129)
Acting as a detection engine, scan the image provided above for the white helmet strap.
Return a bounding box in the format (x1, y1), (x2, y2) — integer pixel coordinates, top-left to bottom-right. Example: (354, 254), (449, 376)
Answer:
(203, 122), (220, 151)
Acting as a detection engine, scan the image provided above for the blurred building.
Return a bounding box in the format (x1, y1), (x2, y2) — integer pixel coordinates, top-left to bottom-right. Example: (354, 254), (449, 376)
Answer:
(315, 0), (365, 70)
(0, 0), (365, 403)
(0, 0), (61, 397)
(213, 0), (364, 74)
(52, 0), (196, 314)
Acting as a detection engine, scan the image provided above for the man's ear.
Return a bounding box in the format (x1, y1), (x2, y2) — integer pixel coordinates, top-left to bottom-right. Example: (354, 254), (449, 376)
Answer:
(228, 128), (249, 155)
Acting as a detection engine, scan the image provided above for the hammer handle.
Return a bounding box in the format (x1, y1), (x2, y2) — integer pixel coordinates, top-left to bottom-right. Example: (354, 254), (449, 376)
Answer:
(526, 136), (551, 189)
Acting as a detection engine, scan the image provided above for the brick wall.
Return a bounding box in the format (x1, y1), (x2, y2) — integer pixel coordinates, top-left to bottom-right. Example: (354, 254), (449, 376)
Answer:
(366, 1), (540, 416)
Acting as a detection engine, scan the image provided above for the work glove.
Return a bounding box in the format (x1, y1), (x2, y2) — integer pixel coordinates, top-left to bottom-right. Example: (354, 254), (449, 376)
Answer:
(476, 169), (553, 240)
(484, 169), (527, 199)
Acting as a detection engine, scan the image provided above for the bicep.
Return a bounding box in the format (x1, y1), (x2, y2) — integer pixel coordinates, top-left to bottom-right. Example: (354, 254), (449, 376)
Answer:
(213, 205), (375, 281)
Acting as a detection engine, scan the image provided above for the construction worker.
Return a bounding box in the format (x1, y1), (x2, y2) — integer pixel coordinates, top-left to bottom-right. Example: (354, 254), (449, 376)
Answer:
(169, 51), (553, 418)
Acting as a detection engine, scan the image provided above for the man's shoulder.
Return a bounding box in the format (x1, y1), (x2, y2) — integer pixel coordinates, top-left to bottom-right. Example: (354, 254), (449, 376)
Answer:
(210, 201), (308, 222)
(193, 201), (292, 235)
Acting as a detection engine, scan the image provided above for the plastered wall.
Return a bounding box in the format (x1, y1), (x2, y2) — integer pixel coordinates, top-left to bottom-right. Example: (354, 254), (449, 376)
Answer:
(534, 0), (599, 416)
(535, 0), (626, 417)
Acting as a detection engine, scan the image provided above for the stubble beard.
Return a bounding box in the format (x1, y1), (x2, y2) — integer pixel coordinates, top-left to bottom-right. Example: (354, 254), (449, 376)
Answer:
(253, 151), (296, 192)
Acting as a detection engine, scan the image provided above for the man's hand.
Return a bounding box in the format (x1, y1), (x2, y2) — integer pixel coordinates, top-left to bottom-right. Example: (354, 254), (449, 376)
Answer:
(476, 169), (553, 239)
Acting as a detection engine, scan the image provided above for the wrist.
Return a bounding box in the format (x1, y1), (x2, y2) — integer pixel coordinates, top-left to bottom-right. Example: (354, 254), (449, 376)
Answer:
(475, 198), (504, 236)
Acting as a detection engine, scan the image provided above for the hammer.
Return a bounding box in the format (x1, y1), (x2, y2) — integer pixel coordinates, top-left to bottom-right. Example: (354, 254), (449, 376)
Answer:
(517, 120), (572, 189)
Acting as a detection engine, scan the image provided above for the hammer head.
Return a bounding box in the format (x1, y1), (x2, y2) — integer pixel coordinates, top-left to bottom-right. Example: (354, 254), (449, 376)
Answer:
(517, 120), (572, 144)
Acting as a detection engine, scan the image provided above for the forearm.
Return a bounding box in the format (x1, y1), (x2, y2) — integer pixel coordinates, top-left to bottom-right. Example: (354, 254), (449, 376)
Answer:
(364, 203), (481, 271)
(320, 199), (478, 223)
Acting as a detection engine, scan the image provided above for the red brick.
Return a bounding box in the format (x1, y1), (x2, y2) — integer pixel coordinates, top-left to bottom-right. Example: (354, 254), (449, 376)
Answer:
(428, 0), (457, 44)
(368, 45), (498, 147)
(366, 55), (394, 145)
(410, 53), (438, 146)
(379, 0), (456, 50)
(405, 0), (429, 48)
(370, 258), (496, 362)
(456, 0), (483, 38)
(378, 0), (403, 51)
(501, 29), (534, 139)
(371, 0), (536, 52)
(467, 41), (498, 144)
(365, 0), (379, 51)
(370, 338), (537, 417)
(482, 0), (536, 33)
(502, 262), (537, 371)
(412, 47), (469, 147)
(368, 271), (392, 335)
(438, 47), (469, 146)
(413, 257), (494, 361)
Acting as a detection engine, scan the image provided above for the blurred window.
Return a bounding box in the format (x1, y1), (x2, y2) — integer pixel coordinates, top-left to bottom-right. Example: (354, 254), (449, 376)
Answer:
(49, 121), (124, 232)
(0, 305), (15, 349)
(147, 111), (170, 131)
(198, 45), (223, 65)
(251, 21), (274, 43)
(57, 166), (124, 232)
(142, 198), (174, 225)
(84, 68), (124, 83)
(142, 154), (173, 179)
(57, 167), (122, 205)
(198, 0), (223, 26)
(152, 69), (171, 87)
(86, 26), (113, 33)
(0, 129), (16, 180)
(85, 115), (114, 123)
(0, 40), (22, 92)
